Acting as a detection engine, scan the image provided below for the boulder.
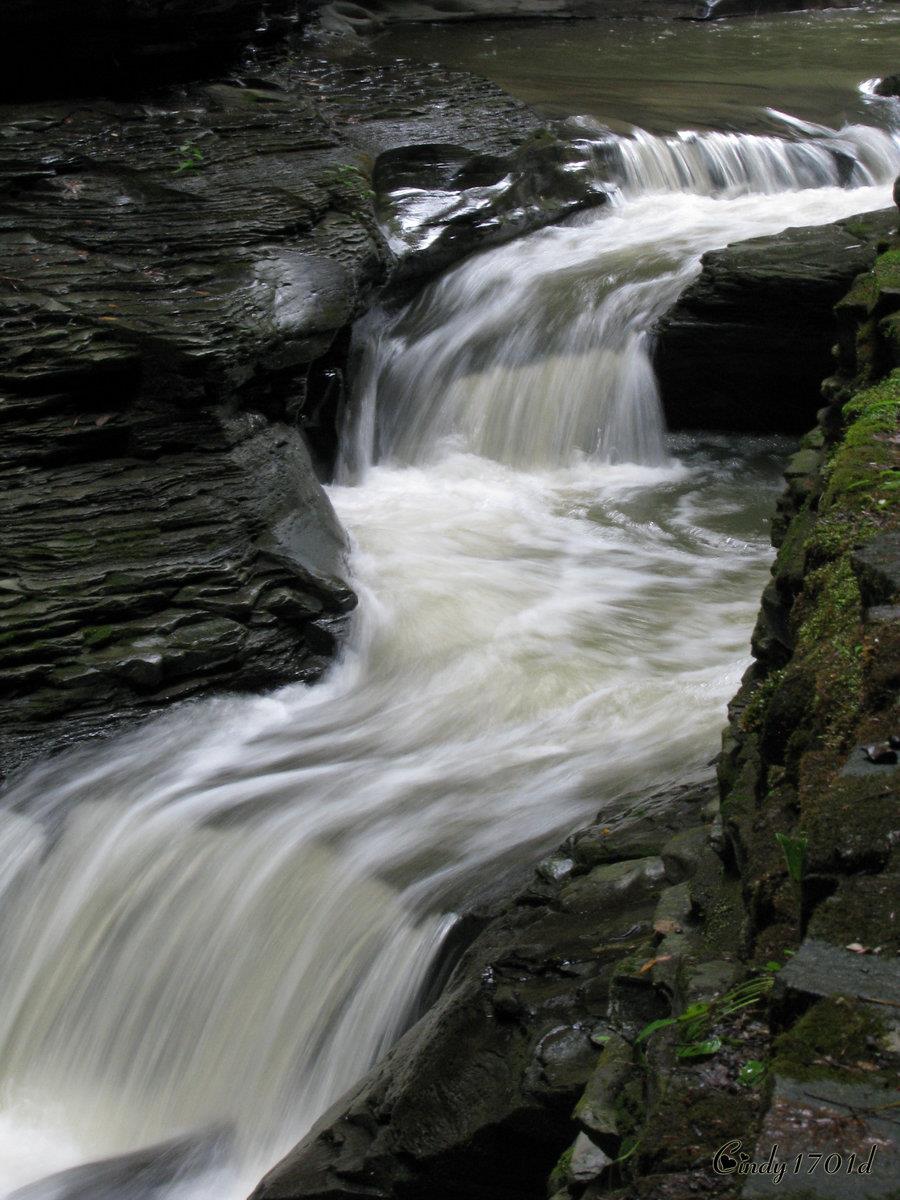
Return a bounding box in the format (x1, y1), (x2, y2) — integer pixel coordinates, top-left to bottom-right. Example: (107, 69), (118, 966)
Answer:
(875, 74), (900, 99)
(375, 132), (609, 286)
(653, 209), (895, 433)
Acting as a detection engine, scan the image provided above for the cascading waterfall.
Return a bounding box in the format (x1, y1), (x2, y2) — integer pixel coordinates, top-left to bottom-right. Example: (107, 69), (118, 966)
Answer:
(0, 105), (897, 1200)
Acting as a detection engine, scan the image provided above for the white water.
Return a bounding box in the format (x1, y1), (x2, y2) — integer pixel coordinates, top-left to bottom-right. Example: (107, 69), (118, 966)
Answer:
(0, 114), (896, 1200)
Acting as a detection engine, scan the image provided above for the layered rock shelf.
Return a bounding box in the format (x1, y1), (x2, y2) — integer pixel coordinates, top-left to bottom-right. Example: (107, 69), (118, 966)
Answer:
(654, 210), (896, 433)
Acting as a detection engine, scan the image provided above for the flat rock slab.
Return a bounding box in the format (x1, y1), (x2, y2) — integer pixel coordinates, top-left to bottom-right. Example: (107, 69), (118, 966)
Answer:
(773, 939), (900, 1017)
(745, 1076), (899, 1198)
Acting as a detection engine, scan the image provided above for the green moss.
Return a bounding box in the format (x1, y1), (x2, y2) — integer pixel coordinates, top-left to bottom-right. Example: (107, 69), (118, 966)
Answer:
(822, 370), (900, 520)
(81, 625), (117, 648)
(637, 1084), (756, 1172)
(740, 669), (785, 734)
(771, 998), (889, 1086)
(548, 1143), (574, 1193)
(790, 556), (863, 754)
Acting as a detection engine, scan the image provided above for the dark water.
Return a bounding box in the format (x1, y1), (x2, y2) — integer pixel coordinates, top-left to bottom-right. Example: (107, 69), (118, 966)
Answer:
(375, 5), (900, 133)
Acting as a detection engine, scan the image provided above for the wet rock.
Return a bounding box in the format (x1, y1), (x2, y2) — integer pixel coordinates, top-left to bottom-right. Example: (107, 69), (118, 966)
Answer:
(314, 0), (855, 34)
(8, 1125), (231, 1200)
(875, 74), (900, 99)
(0, 39), (555, 778)
(654, 209), (895, 432)
(559, 857), (667, 916)
(375, 131), (610, 287)
(249, 791), (714, 1200)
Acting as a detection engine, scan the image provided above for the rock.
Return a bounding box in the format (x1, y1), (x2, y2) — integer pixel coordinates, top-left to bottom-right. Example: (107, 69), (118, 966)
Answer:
(573, 1034), (635, 1152)
(746, 1076), (899, 1199)
(7, 1125), (231, 1200)
(0, 32), (569, 778)
(653, 209), (895, 432)
(314, 0), (856, 36)
(558, 857), (667, 916)
(375, 131), (609, 287)
(852, 531), (900, 607)
(567, 1132), (612, 1187)
(863, 742), (898, 765)
(0, 67), (380, 777)
(0, 1), (305, 97)
(771, 939), (900, 1026)
(875, 74), (900, 99)
(249, 800), (700, 1200)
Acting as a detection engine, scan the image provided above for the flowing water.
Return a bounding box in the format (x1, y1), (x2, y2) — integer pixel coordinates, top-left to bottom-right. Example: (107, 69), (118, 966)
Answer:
(1, 10), (898, 1200)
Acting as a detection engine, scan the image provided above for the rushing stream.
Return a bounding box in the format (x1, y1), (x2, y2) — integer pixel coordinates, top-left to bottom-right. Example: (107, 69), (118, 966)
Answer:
(1, 10), (899, 1199)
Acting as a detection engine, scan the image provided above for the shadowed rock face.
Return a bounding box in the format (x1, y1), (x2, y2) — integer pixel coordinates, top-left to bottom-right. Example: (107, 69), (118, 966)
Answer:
(0, 1), (310, 98)
(653, 209), (895, 433)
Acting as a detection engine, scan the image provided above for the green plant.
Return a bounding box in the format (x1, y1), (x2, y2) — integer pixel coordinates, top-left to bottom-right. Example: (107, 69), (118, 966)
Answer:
(737, 1059), (767, 1088)
(775, 831), (808, 882)
(174, 142), (204, 174)
(634, 967), (779, 1059)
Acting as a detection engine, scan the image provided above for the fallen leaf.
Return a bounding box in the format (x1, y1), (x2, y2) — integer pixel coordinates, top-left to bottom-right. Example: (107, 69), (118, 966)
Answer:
(846, 943), (870, 954)
(654, 919), (683, 936)
(95, 414), (112, 427)
(639, 954), (673, 974)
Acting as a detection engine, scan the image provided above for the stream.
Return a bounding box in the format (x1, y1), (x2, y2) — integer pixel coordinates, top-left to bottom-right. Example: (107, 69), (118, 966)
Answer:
(0, 8), (898, 1199)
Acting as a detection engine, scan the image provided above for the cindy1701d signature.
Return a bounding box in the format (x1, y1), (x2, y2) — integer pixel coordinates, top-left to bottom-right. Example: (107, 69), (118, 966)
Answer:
(712, 1139), (879, 1184)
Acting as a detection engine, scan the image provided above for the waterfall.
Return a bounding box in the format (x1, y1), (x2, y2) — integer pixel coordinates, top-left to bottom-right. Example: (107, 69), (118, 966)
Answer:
(0, 110), (897, 1200)
(589, 120), (899, 197)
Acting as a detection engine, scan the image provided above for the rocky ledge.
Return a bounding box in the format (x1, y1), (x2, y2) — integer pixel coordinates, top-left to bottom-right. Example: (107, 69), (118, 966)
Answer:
(250, 233), (900, 1199)
(654, 208), (895, 434)
(0, 32), (618, 779)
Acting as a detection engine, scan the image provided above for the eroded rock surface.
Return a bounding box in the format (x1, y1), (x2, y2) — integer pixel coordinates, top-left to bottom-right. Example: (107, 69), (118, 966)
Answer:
(0, 26), (627, 778)
(654, 208), (895, 433)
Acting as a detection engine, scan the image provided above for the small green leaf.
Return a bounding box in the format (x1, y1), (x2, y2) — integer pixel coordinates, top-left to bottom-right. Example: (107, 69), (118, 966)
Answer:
(677, 1002), (709, 1021)
(775, 831), (808, 882)
(676, 1036), (722, 1059)
(764, 961), (782, 973)
(737, 1059), (766, 1087)
(635, 1017), (677, 1045)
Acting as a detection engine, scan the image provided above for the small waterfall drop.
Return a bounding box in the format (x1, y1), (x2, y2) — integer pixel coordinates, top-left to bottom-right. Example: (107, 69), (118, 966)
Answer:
(0, 107), (897, 1200)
